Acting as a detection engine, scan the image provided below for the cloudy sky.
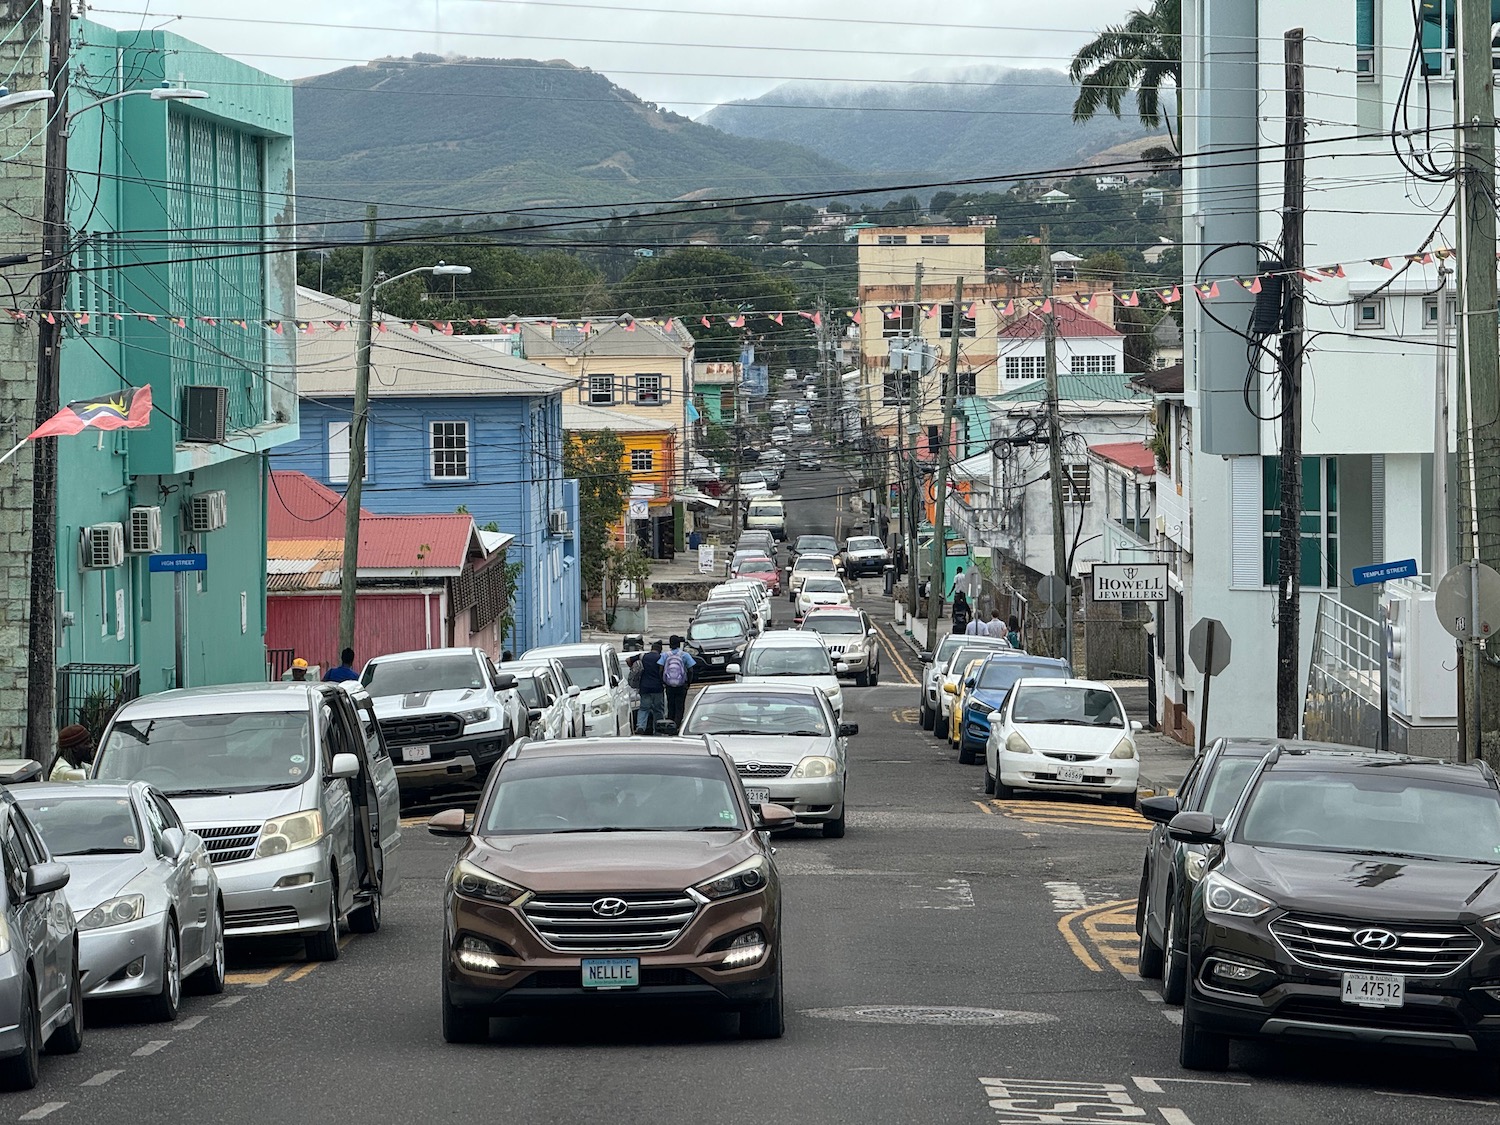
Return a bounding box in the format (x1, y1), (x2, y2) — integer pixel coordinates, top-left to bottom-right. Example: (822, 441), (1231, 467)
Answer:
(87, 0), (1141, 114)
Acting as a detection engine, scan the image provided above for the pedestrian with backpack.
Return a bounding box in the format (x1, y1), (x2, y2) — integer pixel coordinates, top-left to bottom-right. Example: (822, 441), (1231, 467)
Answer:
(635, 641), (667, 734)
(662, 635), (696, 729)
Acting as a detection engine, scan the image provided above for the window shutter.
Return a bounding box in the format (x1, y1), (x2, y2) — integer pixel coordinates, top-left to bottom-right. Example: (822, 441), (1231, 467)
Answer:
(1371, 453), (1385, 562)
(1229, 456), (1263, 588)
(1356, 0), (1374, 51)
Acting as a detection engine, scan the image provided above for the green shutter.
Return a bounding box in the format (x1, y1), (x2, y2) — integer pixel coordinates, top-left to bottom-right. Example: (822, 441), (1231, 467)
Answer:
(1356, 0), (1375, 51)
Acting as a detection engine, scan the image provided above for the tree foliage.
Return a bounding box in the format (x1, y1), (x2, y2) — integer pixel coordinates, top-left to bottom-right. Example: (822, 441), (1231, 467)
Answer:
(563, 430), (631, 601)
(1068, 0), (1182, 150)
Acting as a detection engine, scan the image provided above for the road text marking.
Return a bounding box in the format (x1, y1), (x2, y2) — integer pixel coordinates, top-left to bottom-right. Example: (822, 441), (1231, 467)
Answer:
(1045, 880), (1088, 912)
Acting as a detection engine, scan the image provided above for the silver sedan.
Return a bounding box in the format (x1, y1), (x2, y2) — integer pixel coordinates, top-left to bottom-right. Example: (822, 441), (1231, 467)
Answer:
(15, 782), (224, 1021)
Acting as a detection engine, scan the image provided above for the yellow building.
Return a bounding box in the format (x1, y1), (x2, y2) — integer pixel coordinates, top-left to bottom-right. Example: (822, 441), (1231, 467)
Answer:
(562, 402), (680, 557)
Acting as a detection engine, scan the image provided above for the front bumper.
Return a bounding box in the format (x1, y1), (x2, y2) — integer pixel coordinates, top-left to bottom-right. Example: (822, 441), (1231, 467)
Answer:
(828, 648), (872, 675)
(844, 556), (888, 577)
(214, 843), (335, 938)
(745, 774), (843, 825)
(689, 650), (743, 680)
(390, 725), (510, 789)
(961, 710), (994, 748)
(0, 959), (27, 1060)
(997, 751), (1139, 795)
(78, 912), (169, 999)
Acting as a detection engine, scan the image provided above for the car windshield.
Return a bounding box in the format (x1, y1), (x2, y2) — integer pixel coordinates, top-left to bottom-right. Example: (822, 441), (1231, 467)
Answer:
(481, 756), (745, 834)
(744, 646), (832, 676)
(947, 646), (1002, 675)
(803, 615), (862, 635)
(1236, 772), (1500, 863)
(362, 654), (484, 695)
(554, 655), (606, 691)
(978, 661), (1068, 691)
(749, 504), (783, 518)
(1011, 685), (1125, 727)
(797, 557), (837, 575)
(682, 694), (829, 736)
(16, 796), (144, 856)
(95, 712), (313, 796)
(932, 635), (966, 668)
(689, 619), (744, 641)
(847, 538), (882, 552)
(1201, 757), (1263, 820)
(803, 578), (845, 594)
(739, 559), (775, 574)
(797, 536), (837, 553)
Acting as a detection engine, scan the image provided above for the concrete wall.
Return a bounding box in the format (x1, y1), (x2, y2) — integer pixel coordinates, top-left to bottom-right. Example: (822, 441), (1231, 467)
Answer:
(856, 227), (985, 288)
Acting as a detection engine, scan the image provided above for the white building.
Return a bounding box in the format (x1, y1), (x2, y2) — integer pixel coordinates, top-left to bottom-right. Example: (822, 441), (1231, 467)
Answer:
(996, 302), (1125, 393)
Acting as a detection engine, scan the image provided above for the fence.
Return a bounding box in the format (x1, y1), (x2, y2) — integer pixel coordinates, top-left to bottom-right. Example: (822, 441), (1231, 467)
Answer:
(56, 662), (141, 743)
(1081, 576), (1150, 679)
(266, 647), (297, 681)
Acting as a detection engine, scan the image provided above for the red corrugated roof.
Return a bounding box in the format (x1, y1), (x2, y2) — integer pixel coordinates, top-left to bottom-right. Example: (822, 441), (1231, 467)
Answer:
(356, 515), (480, 572)
(268, 471), (371, 539)
(999, 302), (1123, 340)
(1091, 441), (1157, 475)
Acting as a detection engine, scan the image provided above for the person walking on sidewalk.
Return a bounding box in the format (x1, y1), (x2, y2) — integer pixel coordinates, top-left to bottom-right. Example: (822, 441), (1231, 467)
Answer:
(950, 590), (972, 634)
(662, 635), (696, 729)
(635, 641), (667, 734)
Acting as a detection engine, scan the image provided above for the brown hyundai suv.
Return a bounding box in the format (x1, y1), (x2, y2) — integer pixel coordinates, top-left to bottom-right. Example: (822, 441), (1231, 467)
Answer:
(430, 738), (789, 1042)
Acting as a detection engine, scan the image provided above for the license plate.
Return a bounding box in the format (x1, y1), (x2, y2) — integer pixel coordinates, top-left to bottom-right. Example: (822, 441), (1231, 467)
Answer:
(402, 745), (431, 763)
(709, 655), (725, 664)
(745, 787), (770, 804)
(1342, 972), (1404, 1008)
(1057, 765), (1085, 783)
(582, 957), (639, 990)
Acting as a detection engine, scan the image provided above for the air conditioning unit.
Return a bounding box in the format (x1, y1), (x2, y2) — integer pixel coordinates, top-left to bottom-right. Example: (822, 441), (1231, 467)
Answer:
(80, 523), (125, 570)
(127, 505), (162, 554)
(181, 385), (228, 444)
(189, 490), (228, 533)
(549, 509), (572, 538)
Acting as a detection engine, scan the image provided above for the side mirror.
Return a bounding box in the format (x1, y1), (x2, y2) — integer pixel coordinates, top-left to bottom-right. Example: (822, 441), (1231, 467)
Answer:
(868, 629), (878, 637)
(1130, 720), (1144, 732)
(726, 664), (741, 675)
(1137, 794), (1181, 825)
(756, 802), (797, 830)
(160, 826), (185, 861)
(1167, 811), (1221, 845)
(527, 707), (543, 721)
(836, 566), (845, 575)
(835, 662), (850, 674)
(918, 651), (934, 663)
(330, 752), (361, 780)
(492, 672), (517, 691)
(653, 719), (678, 736)
(427, 808), (469, 837)
(943, 682), (959, 694)
(567, 685), (582, 698)
(25, 861), (69, 898)
(838, 722), (860, 737)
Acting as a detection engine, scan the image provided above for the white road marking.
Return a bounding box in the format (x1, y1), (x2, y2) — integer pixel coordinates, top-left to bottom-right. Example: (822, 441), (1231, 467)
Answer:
(132, 1040), (170, 1056)
(1044, 880), (1089, 912)
(980, 1078), (1144, 1122)
(80, 1071), (122, 1087)
(1159, 1110), (1196, 1125)
(213, 996), (243, 1008)
(19, 1103), (67, 1120)
(1383, 1090), (1500, 1106)
(904, 877), (974, 910)
(1135, 1076), (1252, 1089)
(1132, 1077), (1163, 1094)
(1161, 1009), (1183, 1026)
(175, 1015), (206, 1030)
(1139, 989), (1163, 1003)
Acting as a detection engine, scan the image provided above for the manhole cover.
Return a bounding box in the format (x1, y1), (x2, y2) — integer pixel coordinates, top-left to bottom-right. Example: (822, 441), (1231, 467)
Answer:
(801, 1005), (1058, 1027)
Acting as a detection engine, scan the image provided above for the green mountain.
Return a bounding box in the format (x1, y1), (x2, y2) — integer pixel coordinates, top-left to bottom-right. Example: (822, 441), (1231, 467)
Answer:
(292, 57), (861, 218)
(698, 66), (1159, 180)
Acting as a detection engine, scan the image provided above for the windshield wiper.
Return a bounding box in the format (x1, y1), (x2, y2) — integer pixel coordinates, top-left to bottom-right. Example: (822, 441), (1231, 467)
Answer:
(163, 787), (239, 798)
(787, 730), (826, 737)
(1317, 846), (1498, 865)
(62, 847), (140, 856)
(1020, 717), (1089, 726)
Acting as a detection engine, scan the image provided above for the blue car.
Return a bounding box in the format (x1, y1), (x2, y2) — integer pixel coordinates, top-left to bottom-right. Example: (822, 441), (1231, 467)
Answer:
(957, 652), (1072, 763)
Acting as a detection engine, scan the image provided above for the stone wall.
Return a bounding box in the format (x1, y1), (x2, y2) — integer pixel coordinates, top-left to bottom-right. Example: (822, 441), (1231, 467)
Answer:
(0, 0), (47, 756)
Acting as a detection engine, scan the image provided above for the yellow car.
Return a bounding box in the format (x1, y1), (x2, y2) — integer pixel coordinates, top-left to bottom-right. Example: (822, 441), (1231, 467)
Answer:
(943, 655), (992, 752)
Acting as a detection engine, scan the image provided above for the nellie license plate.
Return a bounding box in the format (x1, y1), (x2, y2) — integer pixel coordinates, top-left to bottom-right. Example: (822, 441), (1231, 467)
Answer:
(582, 957), (640, 990)
(402, 745), (431, 763)
(1342, 971), (1404, 1008)
(744, 787), (770, 804)
(1057, 765), (1085, 783)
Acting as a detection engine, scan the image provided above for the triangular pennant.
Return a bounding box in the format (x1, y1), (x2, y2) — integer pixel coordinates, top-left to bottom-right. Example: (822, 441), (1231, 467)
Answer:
(923, 303), (939, 319)
(1406, 253), (1434, 265)
(1156, 286), (1181, 304)
(295, 320), (311, 333)
(1316, 264), (1346, 278)
(1237, 276), (1264, 293)
(76, 312), (89, 325)
(622, 318), (637, 332)
(728, 315), (745, 328)
(1370, 257), (1393, 269)
(798, 311), (815, 322)
(270, 320), (283, 335)
(1298, 270), (1323, 282)
(332, 321), (348, 331)
(850, 311), (861, 325)
(663, 318), (675, 332)
(884, 306), (900, 320)
(1039, 298), (1053, 314)
(700, 316), (711, 328)
(1434, 247), (1453, 260)
(963, 302), (977, 320)
(770, 312), (782, 325)
(439, 322), (454, 336)
(376, 320), (387, 333)
(1195, 281), (1221, 299)
(1000, 300), (1015, 317)
(812, 311), (822, 327)
(1121, 291), (1140, 307)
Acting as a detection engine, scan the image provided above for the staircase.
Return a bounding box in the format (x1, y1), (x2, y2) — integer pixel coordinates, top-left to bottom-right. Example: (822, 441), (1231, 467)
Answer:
(1302, 595), (1383, 749)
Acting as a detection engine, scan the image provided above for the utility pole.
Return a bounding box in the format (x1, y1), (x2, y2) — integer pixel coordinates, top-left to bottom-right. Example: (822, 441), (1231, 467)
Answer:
(24, 0), (73, 758)
(1453, 0), (1500, 764)
(338, 205), (378, 655)
(925, 277), (964, 655)
(905, 262), (924, 619)
(1040, 225), (1070, 665)
(1274, 29), (1306, 740)
(1432, 265), (1452, 583)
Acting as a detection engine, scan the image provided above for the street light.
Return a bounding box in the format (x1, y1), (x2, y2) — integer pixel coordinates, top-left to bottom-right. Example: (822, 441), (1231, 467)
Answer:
(64, 82), (208, 133)
(0, 87), (53, 113)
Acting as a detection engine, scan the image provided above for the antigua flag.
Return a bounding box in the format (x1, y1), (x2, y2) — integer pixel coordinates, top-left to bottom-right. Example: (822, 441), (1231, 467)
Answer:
(29, 384), (153, 440)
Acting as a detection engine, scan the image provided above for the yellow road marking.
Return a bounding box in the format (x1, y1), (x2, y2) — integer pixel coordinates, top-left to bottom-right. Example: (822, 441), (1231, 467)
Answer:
(1058, 898), (1138, 975)
(972, 800), (994, 815)
(891, 708), (920, 724)
(879, 627), (920, 686)
(225, 966), (290, 987)
(399, 815), (428, 828)
(284, 962), (319, 983)
(991, 800), (1149, 831)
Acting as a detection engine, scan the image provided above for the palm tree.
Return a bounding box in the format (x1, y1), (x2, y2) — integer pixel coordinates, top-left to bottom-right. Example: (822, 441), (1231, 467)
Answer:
(1068, 0), (1182, 152)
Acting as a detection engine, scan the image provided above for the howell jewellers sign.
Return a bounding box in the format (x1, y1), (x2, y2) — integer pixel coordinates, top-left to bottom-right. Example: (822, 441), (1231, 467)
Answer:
(1092, 563), (1169, 602)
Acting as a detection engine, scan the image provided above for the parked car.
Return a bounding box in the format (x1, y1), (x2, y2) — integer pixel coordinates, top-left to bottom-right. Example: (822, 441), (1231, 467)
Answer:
(731, 631), (847, 717)
(948, 652), (1071, 763)
(359, 648), (525, 791)
(0, 786), (80, 1090)
(786, 553), (841, 602)
(744, 497), (787, 541)
(795, 576), (852, 621)
(798, 450), (821, 471)
(16, 781), (225, 1018)
(691, 602), (758, 643)
(685, 615), (754, 679)
(792, 417), (813, 434)
(985, 677), (1140, 804)
(1134, 737), (1281, 1003)
(93, 682), (402, 958)
(508, 656), (585, 738)
(933, 638), (1015, 734)
(770, 426), (792, 445)
(681, 683), (857, 838)
(502, 662), (576, 742)
(790, 534), (838, 563)
(524, 643), (632, 738)
(739, 471), (771, 497)
(731, 554), (782, 594)
(736, 530), (777, 565)
(430, 738), (789, 1042)
(707, 583), (771, 634)
(800, 608), (881, 686)
(1161, 747), (1500, 1072)
(841, 535), (890, 578)
(916, 634), (978, 732)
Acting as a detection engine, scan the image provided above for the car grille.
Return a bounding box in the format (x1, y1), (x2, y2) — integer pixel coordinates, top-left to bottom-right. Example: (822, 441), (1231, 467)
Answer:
(1269, 915), (1482, 977)
(514, 967), (702, 989)
(735, 762), (794, 779)
(1273, 996), (1467, 1033)
(196, 824), (261, 864)
(225, 906), (300, 930)
(522, 893), (698, 952)
(1041, 752), (1100, 763)
(380, 714), (463, 745)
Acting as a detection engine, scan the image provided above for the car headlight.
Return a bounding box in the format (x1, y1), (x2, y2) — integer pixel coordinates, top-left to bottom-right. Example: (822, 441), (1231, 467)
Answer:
(791, 755), (838, 779)
(589, 699), (612, 717)
(1110, 737), (1136, 760)
(1202, 872), (1274, 919)
(450, 859), (531, 906)
(968, 700), (994, 717)
(0, 916), (10, 956)
(1484, 912), (1500, 941)
(459, 707), (492, 725)
(694, 856), (769, 901)
(1185, 847), (1210, 884)
(255, 810), (324, 858)
(1005, 732), (1032, 754)
(78, 894), (145, 931)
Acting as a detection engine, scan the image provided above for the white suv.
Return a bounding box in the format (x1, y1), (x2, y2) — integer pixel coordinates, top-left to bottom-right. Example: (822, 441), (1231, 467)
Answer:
(523, 643), (631, 737)
(729, 630), (848, 717)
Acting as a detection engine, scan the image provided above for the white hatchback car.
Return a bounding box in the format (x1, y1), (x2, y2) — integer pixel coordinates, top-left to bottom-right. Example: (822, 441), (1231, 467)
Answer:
(985, 677), (1141, 805)
(795, 576), (851, 621)
(522, 643), (631, 737)
(729, 631), (848, 717)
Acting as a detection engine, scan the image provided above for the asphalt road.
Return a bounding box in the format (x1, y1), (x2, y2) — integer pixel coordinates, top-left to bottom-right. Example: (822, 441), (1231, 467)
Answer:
(11, 462), (1497, 1123)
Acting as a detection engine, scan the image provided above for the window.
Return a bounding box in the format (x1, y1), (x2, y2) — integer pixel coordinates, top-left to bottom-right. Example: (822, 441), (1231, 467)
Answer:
(634, 374), (664, 405)
(1356, 0), (1375, 78)
(876, 234), (908, 245)
(882, 372), (913, 405)
(1118, 475), (1150, 539)
(881, 304), (917, 339)
(1423, 294), (1458, 329)
(919, 234), (950, 245)
(1005, 355), (1046, 380)
(588, 375), (615, 405)
(1069, 353), (1118, 374)
(326, 421), (369, 484)
(955, 371), (977, 396)
(69, 233), (121, 337)
(940, 304), (977, 338)
(630, 448), (654, 473)
(1354, 298), (1384, 329)
(430, 421), (470, 479)
(1261, 455), (1338, 588)
(1063, 463), (1091, 503)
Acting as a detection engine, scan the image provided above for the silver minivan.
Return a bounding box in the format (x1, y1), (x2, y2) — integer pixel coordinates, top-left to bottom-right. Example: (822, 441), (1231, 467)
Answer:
(92, 682), (401, 960)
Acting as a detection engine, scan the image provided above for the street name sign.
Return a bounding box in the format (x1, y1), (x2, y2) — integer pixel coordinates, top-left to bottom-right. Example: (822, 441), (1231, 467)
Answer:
(1092, 563), (1168, 602)
(148, 553), (207, 573)
(1351, 558), (1418, 587)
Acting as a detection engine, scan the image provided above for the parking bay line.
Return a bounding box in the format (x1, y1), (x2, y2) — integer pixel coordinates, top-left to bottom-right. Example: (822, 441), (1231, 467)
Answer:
(175, 1015), (206, 1031)
(18, 1103), (66, 1121)
(225, 965), (291, 987)
(132, 1041), (170, 1057)
(80, 1071), (122, 1087)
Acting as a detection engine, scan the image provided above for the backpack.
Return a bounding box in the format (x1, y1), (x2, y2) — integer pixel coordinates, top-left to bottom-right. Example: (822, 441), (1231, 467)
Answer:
(627, 658), (645, 690)
(662, 649), (688, 688)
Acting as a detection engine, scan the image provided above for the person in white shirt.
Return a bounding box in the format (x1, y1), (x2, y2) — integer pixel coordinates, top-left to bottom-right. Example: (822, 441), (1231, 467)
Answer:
(966, 608), (1011, 642)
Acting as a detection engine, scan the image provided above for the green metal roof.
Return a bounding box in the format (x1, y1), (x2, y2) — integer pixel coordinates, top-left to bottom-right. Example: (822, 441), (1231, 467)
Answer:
(990, 374), (1143, 404)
